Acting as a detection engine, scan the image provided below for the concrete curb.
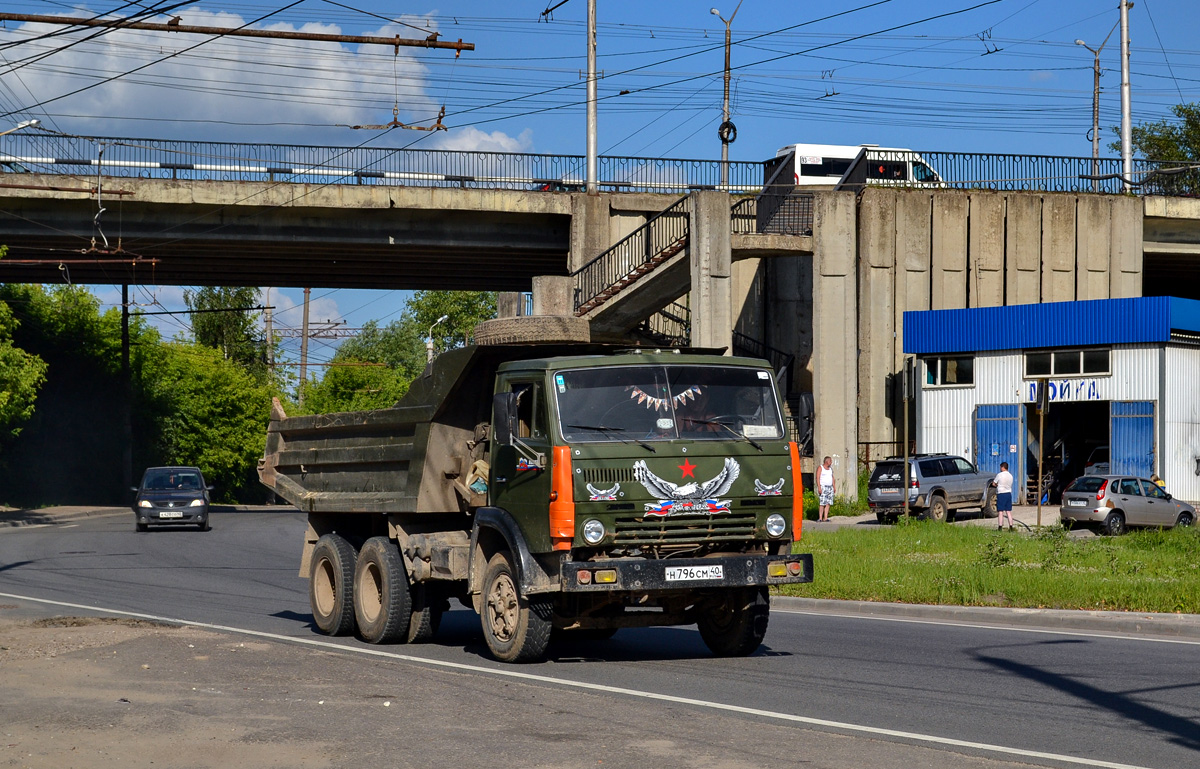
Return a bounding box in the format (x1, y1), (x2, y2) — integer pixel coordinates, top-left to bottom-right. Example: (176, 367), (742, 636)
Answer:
(773, 596), (1200, 640)
(0, 507), (129, 527)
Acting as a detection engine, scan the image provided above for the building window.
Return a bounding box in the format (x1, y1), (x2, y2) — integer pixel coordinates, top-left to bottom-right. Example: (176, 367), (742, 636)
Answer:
(1024, 349), (1110, 378)
(925, 356), (974, 387)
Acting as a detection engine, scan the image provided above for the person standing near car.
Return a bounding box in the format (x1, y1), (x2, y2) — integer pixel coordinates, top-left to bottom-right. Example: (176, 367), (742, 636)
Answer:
(818, 456), (835, 522)
(993, 462), (1014, 531)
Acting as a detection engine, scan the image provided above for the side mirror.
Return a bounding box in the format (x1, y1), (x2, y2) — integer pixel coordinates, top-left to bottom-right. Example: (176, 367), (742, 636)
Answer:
(206, 485), (215, 492)
(1165, 493), (1172, 500)
(492, 392), (518, 446)
(130, 486), (138, 492)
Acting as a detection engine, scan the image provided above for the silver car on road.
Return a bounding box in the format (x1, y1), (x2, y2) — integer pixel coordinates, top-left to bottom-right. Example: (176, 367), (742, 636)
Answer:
(1059, 475), (1196, 535)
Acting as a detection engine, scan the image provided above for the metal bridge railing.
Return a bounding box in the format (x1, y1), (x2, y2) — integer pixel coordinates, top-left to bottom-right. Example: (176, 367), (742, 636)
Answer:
(0, 132), (765, 193)
(858, 149), (1193, 194)
(731, 194), (814, 235)
(572, 195), (691, 315)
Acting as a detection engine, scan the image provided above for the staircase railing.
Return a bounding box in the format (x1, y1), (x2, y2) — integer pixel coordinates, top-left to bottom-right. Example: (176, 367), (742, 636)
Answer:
(572, 195), (691, 315)
(732, 330), (795, 396)
(637, 301), (691, 346)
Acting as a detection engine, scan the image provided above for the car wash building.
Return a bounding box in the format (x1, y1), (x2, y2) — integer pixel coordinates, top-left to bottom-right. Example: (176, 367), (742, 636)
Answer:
(903, 296), (1200, 504)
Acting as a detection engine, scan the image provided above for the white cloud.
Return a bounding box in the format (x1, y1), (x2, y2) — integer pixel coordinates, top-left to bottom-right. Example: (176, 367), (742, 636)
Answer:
(432, 126), (534, 153)
(0, 8), (441, 144)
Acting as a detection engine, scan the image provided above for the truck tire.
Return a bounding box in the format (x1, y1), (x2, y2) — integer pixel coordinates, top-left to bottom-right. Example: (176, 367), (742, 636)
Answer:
(696, 587), (769, 657)
(353, 536), (413, 644)
(405, 585), (444, 643)
(310, 534), (358, 636)
(480, 551), (552, 663)
(472, 316), (590, 346)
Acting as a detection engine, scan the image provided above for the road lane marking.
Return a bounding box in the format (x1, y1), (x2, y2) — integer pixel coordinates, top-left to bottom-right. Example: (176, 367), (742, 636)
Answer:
(0, 590), (1159, 769)
(774, 608), (1200, 646)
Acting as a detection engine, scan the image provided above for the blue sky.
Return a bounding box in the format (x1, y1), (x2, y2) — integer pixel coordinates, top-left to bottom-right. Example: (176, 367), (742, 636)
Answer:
(2, 0), (1196, 370)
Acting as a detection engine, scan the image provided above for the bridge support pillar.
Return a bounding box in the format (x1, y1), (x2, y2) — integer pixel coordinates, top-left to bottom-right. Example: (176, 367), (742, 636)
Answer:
(689, 190), (732, 353)
(813, 191), (859, 501)
(532, 275), (573, 316)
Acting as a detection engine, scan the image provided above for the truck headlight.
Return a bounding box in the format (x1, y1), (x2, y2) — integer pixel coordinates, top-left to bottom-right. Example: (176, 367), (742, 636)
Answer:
(766, 514), (786, 538)
(582, 519), (605, 544)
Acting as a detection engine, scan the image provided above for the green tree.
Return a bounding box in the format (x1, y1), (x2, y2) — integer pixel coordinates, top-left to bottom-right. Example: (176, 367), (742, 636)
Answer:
(0, 294), (48, 446)
(1116, 101), (1200, 195)
(185, 286), (267, 371)
(142, 341), (274, 502)
(406, 290), (498, 356)
(0, 283), (139, 503)
(299, 291), (496, 414)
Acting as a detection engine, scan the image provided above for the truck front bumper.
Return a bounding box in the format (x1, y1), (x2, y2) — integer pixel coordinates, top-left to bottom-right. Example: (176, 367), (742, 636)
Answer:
(560, 553), (813, 592)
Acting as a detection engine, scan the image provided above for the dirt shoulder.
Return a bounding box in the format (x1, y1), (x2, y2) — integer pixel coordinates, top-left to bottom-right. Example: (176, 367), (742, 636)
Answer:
(0, 610), (1041, 769)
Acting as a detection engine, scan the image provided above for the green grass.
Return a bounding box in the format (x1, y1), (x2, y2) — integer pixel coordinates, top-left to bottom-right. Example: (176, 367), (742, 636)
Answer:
(803, 470), (870, 519)
(783, 519), (1200, 614)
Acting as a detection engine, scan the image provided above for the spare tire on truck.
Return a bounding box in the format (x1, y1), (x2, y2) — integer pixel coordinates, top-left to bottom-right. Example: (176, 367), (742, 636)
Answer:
(472, 316), (590, 346)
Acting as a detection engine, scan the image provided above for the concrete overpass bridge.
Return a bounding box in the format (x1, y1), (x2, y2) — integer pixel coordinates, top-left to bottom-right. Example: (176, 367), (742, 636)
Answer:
(4, 132), (1200, 497)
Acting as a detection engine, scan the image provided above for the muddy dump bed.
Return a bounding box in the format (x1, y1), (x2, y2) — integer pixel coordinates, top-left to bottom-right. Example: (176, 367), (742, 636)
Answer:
(258, 341), (618, 514)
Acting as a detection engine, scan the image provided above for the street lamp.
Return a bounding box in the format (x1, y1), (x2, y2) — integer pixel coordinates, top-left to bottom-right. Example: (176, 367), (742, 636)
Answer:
(1076, 21), (1118, 193)
(426, 314), (449, 363)
(0, 119), (40, 137)
(711, 1), (743, 190)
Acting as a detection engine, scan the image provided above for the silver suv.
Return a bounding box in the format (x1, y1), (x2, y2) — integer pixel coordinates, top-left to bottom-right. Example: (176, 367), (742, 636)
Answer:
(867, 454), (998, 524)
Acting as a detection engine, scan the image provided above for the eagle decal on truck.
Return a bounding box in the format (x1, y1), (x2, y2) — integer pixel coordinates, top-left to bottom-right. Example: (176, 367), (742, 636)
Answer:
(633, 457), (740, 517)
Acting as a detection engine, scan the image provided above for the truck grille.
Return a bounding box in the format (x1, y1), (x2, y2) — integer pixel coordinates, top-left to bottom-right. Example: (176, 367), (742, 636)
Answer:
(583, 467), (636, 485)
(611, 512), (757, 546)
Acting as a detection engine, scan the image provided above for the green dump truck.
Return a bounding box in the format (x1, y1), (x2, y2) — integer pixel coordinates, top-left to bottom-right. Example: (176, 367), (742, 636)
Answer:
(259, 337), (813, 663)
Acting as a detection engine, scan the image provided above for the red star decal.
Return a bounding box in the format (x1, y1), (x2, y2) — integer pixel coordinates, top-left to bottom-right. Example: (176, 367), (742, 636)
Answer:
(678, 459), (697, 479)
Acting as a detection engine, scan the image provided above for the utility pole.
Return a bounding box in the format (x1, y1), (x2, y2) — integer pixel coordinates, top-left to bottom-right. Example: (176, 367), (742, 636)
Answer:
(0, 13), (474, 53)
(1119, 0), (1133, 192)
(711, 1), (743, 190)
(264, 288), (274, 369)
(121, 284), (132, 496)
(585, 0), (598, 195)
(1076, 20), (1118, 193)
(299, 287), (310, 406)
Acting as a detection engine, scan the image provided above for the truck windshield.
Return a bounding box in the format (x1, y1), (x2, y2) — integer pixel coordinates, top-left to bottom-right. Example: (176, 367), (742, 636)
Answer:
(555, 365), (784, 443)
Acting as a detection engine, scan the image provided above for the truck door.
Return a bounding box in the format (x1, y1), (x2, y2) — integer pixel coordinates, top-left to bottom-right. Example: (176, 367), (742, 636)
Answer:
(491, 378), (553, 546)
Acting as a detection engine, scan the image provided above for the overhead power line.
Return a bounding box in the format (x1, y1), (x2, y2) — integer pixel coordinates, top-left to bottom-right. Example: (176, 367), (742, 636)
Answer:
(0, 12), (474, 53)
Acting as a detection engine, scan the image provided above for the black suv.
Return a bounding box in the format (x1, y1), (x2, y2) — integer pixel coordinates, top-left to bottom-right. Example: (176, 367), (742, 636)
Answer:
(867, 454), (998, 524)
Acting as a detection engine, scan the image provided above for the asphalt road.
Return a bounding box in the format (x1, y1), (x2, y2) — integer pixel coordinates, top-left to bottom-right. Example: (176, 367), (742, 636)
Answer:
(2, 508), (1198, 769)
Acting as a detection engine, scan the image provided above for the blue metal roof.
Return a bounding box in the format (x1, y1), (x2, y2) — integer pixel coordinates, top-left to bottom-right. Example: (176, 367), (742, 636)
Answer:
(903, 297), (1200, 354)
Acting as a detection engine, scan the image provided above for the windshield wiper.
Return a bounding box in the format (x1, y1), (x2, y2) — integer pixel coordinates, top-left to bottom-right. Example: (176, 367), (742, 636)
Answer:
(564, 424), (656, 453)
(681, 418), (763, 451)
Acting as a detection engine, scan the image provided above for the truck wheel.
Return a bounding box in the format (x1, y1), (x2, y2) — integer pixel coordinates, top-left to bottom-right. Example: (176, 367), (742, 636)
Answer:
(927, 495), (949, 523)
(353, 537), (413, 644)
(481, 551), (552, 663)
(696, 587), (769, 657)
(310, 534), (358, 636)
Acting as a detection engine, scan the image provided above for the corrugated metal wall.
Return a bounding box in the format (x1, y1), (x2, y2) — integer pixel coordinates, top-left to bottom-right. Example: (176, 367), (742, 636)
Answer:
(1163, 346), (1200, 503)
(917, 346), (1170, 495)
